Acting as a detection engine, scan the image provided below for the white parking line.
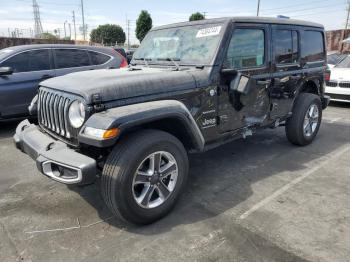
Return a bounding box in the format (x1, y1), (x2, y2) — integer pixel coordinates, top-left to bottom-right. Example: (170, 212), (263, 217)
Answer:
(239, 144), (350, 220)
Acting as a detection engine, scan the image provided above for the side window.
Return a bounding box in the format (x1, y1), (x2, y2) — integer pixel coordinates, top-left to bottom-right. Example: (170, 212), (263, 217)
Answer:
(28, 49), (51, 71)
(55, 49), (90, 69)
(225, 28), (265, 69)
(0, 51), (30, 73)
(89, 51), (110, 65)
(301, 31), (324, 62)
(274, 30), (299, 64)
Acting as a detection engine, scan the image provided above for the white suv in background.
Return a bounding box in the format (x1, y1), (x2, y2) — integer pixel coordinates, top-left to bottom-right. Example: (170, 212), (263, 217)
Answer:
(325, 55), (350, 103)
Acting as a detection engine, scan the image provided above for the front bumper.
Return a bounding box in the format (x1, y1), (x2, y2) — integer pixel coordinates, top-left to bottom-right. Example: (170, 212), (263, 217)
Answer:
(14, 120), (97, 185)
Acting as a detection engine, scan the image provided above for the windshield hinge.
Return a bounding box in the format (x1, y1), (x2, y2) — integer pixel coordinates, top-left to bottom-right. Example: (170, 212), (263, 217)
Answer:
(91, 93), (105, 112)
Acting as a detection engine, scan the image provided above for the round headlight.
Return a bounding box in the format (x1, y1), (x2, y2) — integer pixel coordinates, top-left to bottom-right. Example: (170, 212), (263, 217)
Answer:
(68, 100), (86, 128)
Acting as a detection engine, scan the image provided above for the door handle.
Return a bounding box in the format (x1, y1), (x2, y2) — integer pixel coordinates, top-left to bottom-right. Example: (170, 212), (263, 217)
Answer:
(41, 74), (54, 80)
(257, 79), (271, 85)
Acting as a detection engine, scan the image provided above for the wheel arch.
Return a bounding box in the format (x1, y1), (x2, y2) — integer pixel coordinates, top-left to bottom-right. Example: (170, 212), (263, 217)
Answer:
(79, 100), (205, 152)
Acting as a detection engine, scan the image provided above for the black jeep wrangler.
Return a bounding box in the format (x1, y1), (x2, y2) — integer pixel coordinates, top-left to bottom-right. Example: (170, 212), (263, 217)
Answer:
(14, 17), (330, 224)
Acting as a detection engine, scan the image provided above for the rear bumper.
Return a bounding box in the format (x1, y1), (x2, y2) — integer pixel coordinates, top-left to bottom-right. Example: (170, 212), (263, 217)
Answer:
(321, 95), (331, 109)
(14, 120), (97, 185)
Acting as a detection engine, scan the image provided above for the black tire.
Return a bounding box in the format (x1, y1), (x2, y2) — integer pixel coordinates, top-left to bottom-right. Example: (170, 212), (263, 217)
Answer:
(285, 93), (322, 146)
(101, 129), (189, 225)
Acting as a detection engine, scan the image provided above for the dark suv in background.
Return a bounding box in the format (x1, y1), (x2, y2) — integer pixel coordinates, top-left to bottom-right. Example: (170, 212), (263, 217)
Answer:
(0, 44), (127, 120)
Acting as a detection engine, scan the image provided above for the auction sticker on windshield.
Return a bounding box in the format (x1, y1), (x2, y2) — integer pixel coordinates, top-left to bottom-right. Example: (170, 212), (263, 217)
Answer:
(196, 26), (222, 38)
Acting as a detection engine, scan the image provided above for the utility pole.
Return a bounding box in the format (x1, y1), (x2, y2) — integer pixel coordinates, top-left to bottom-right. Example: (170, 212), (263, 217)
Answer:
(257, 0), (261, 16)
(340, 1), (350, 53)
(69, 23), (72, 40)
(128, 20), (130, 48)
(32, 0), (43, 38)
(64, 20), (67, 38)
(81, 0), (86, 40)
(72, 11), (77, 41)
(202, 12), (207, 18)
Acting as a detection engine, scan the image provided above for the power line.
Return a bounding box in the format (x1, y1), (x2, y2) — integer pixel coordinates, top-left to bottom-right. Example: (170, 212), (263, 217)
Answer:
(261, 0), (335, 11)
(262, 2), (346, 15)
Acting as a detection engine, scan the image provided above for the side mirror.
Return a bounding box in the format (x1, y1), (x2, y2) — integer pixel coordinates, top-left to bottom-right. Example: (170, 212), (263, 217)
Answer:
(230, 73), (250, 95)
(0, 67), (13, 76)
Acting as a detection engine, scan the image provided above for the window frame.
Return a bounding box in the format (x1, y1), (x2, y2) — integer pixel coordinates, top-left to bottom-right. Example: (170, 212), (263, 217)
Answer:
(224, 24), (268, 71)
(88, 50), (114, 66)
(0, 48), (53, 74)
(272, 25), (301, 68)
(300, 29), (326, 64)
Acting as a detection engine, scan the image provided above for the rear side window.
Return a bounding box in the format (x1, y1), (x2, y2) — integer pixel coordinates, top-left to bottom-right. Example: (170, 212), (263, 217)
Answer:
(301, 31), (324, 62)
(225, 28), (265, 69)
(0, 49), (50, 73)
(29, 49), (51, 71)
(274, 30), (299, 64)
(55, 49), (90, 69)
(89, 51), (110, 65)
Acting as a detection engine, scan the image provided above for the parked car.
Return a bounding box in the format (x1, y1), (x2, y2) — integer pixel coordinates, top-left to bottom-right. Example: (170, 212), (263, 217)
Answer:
(0, 44), (127, 120)
(126, 48), (137, 63)
(14, 17), (329, 224)
(325, 55), (350, 102)
(327, 52), (347, 68)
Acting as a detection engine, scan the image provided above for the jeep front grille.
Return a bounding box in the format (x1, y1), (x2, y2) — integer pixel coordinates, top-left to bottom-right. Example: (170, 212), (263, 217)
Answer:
(38, 87), (80, 145)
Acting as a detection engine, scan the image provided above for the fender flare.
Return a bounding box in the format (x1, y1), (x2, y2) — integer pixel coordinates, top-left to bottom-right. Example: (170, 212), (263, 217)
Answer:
(78, 100), (205, 151)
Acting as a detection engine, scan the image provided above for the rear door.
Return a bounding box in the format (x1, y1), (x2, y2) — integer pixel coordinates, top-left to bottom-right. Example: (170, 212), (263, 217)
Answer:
(0, 48), (54, 117)
(218, 23), (272, 133)
(53, 48), (94, 77)
(270, 25), (301, 119)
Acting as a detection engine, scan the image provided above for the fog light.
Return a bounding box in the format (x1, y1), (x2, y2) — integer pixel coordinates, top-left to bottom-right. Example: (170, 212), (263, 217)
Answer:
(84, 127), (120, 139)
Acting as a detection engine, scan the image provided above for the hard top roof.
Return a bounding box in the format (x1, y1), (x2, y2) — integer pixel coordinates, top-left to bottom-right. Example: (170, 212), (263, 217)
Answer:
(152, 16), (324, 31)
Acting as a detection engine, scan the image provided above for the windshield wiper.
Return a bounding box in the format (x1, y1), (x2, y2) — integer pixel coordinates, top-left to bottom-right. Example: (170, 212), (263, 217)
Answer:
(156, 57), (181, 70)
(134, 57), (150, 67)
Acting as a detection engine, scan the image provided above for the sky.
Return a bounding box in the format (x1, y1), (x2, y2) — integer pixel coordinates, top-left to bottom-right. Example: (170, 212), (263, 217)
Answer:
(0, 0), (348, 44)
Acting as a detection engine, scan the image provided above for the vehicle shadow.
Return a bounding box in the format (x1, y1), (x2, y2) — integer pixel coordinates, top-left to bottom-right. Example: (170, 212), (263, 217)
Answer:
(329, 101), (350, 109)
(0, 120), (20, 139)
(70, 119), (350, 235)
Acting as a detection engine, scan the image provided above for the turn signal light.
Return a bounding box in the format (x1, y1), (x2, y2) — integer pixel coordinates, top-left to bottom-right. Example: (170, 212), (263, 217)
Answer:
(84, 127), (120, 139)
(102, 128), (120, 139)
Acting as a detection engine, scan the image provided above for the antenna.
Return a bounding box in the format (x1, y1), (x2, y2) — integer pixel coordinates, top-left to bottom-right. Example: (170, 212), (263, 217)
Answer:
(32, 0), (43, 38)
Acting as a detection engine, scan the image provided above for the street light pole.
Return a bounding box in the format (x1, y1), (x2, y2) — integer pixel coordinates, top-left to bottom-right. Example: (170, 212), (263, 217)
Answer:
(257, 0), (261, 16)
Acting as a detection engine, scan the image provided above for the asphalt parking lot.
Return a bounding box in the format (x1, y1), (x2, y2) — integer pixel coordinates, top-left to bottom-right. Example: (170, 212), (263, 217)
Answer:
(1, 103), (350, 262)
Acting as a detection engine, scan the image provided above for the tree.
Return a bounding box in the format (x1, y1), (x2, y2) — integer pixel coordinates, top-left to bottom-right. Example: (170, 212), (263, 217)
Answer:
(136, 10), (152, 42)
(41, 32), (58, 40)
(90, 24), (125, 46)
(189, 12), (205, 21)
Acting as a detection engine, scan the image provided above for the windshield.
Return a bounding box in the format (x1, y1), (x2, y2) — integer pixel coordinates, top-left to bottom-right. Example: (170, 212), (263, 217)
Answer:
(133, 24), (224, 65)
(335, 56), (350, 68)
(327, 53), (347, 65)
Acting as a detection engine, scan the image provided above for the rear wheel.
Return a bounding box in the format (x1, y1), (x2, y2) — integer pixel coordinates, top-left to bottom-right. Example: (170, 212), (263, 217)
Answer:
(285, 93), (322, 146)
(101, 129), (188, 224)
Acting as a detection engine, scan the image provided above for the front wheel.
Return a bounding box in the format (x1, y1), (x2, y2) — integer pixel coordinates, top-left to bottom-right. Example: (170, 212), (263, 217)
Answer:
(285, 93), (322, 146)
(101, 129), (188, 224)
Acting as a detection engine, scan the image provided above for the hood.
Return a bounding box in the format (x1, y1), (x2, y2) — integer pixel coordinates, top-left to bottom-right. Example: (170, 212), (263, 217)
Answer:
(41, 67), (200, 104)
(330, 67), (350, 82)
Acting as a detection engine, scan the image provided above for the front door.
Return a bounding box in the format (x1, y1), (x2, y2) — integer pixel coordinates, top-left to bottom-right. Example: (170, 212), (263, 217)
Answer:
(0, 49), (54, 118)
(218, 24), (272, 133)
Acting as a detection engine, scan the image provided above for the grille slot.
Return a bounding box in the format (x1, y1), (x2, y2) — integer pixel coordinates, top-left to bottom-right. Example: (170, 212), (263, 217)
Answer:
(339, 82), (350, 88)
(38, 87), (80, 145)
(326, 81), (338, 87)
